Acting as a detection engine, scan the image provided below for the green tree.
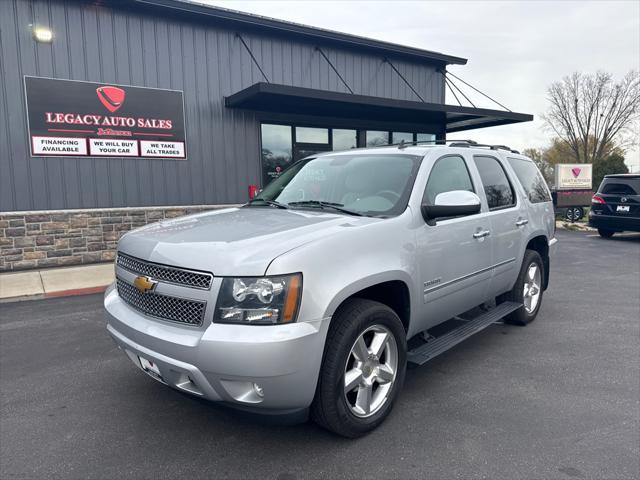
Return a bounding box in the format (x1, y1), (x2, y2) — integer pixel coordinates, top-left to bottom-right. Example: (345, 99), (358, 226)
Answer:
(522, 147), (554, 184)
(592, 153), (629, 190)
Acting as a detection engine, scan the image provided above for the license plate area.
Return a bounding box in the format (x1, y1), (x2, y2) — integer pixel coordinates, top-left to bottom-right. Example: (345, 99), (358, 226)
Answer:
(616, 205), (630, 213)
(139, 356), (163, 381)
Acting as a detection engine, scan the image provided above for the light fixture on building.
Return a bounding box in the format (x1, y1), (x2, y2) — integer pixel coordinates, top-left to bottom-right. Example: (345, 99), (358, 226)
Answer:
(32, 26), (53, 43)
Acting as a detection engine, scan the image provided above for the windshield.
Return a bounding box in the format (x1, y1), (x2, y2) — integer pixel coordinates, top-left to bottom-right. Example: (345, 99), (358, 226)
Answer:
(252, 153), (422, 217)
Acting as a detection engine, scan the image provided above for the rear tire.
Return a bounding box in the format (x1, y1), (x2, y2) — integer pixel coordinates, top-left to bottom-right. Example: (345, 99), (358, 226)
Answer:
(311, 298), (406, 438)
(502, 250), (544, 326)
(598, 228), (615, 238)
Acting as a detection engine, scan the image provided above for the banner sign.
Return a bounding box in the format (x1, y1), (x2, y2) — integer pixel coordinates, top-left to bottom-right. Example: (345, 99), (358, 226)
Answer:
(24, 76), (186, 159)
(554, 163), (592, 190)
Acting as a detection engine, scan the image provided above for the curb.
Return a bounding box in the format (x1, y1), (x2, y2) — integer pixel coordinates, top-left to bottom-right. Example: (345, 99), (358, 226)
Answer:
(0, 284), (109, 303)
(44, 285), (110, 299)
(0, 263), (114, 304)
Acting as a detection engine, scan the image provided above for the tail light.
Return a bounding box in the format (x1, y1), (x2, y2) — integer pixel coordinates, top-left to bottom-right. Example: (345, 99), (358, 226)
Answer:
(591, 194), (606, 204)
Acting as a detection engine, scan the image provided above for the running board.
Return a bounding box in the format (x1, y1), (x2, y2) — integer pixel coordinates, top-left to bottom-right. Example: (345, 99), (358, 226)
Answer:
(407, 301), (522, 366)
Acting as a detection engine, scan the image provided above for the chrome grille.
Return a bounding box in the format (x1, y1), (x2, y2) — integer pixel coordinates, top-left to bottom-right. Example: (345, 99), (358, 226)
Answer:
(116, 278), (206, 326)
(116, 252), (212, 290)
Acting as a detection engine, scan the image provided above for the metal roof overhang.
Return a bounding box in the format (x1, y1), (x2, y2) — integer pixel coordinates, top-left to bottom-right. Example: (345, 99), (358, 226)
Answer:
(133, 0), (467, 66)
(225, 83), (533, 133)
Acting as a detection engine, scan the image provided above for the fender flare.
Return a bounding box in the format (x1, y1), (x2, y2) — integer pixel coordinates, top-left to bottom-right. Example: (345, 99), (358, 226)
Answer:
(323, 270), (415, 323)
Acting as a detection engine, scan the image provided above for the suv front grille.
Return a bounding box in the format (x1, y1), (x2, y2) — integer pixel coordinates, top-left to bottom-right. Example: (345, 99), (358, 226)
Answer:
(116, 252), (213, 290)
(116, 278), (206, 326)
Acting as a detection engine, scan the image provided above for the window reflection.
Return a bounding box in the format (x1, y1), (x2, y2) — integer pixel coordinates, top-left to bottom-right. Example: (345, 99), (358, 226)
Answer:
(424, 156), (474, 204)
(392, 132), (413, 144)
(474, 156), (515, 209)
(366, 131), (389, 147)
(333, 129), (357, 151)
(296, 127), (329, 144)
(261, 124), (292, 185)
(416, 133), (436, 143)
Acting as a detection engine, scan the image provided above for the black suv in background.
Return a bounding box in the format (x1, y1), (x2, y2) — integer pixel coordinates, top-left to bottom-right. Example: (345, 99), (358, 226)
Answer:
(589, 174), (640, 238)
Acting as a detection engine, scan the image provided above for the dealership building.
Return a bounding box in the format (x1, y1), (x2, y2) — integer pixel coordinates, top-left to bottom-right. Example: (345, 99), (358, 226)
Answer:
(0, 0), (532, 271)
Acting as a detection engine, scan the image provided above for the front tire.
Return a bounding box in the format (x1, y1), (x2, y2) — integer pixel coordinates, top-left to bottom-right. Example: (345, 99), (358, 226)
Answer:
(565, 207), (583, 221)
(598, 228), (615, 238)
(312, 298), (407, 438)
(502, 250), (544, 326)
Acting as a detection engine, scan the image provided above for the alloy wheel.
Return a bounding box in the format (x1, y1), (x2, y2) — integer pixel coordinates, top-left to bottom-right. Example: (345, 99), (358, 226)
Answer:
(523, 262), (542, 314)
(343, 325), (398, 418)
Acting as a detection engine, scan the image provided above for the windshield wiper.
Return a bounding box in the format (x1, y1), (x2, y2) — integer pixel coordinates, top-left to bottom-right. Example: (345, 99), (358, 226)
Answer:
(246, 198), (289, 209)
(288, 200), (363, 216)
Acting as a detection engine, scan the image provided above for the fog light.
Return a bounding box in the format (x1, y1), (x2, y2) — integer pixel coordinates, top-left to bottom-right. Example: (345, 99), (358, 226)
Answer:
(252, 383), (264, 398)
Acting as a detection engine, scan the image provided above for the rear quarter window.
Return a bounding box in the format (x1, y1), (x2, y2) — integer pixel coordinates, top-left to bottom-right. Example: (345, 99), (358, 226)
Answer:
(507, 157), (552, 203)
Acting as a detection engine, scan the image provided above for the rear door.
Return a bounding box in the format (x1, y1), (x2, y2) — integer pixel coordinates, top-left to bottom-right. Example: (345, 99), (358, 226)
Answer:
(595, 177), (640, 218)
(472, 154), (524, 297)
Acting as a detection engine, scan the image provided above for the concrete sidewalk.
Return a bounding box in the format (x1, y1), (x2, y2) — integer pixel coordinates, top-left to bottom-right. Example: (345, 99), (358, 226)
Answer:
(0, 263), (114, 302)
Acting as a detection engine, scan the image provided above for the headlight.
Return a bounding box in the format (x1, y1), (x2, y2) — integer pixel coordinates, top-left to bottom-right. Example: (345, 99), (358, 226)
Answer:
(213, 274), (302, 325)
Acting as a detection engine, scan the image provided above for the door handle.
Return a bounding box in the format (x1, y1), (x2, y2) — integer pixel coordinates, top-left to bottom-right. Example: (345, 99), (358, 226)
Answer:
(473, 230), (491, 239)
(516, 219), (529, 227)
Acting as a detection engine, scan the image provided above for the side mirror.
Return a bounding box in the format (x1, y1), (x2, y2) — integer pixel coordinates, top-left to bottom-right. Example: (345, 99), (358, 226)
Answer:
(421, 190), (481, 221)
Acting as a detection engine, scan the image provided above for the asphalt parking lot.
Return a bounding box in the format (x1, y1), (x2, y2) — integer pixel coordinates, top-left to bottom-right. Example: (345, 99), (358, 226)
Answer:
(1, 229), (639, 480)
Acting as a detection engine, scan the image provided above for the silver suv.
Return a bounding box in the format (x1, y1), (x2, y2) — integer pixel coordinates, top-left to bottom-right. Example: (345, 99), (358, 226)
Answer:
(105, 142), (557, 437)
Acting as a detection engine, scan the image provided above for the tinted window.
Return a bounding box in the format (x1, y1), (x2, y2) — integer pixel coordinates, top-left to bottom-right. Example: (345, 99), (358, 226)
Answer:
(424, 155), (474, 205)
(600, 180), (639, 195)
(474, 156), (515, 209)
(508, 157), (551, 203)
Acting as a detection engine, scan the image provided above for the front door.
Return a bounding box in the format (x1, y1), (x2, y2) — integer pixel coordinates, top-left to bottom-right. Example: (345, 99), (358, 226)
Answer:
(415, 154), (493, 332)
(293, 142), (331, 161)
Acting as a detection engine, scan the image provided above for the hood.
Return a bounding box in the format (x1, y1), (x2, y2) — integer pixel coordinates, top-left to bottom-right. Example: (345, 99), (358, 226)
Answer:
(118, 207), (379, 276)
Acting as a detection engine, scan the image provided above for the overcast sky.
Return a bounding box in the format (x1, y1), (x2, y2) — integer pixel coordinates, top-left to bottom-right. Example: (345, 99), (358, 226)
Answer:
(203, 0), (639, 170)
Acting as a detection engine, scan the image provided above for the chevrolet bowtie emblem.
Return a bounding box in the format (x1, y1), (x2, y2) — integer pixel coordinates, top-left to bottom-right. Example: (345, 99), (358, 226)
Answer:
(133, 275), (157, 294)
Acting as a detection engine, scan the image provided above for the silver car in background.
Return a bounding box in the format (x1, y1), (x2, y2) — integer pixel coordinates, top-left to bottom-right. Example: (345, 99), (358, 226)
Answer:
(105, 142), (557, 437)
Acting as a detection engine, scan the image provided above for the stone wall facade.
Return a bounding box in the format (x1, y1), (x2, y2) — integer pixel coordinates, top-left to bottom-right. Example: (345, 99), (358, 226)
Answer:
(0, 205), (231, 272)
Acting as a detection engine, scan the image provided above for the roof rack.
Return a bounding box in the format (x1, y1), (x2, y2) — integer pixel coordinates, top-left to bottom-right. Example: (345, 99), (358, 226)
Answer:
(391, 139), (520, 154)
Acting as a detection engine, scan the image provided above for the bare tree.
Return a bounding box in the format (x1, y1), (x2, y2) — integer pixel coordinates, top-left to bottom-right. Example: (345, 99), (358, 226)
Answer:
(543, 71), (639, 164)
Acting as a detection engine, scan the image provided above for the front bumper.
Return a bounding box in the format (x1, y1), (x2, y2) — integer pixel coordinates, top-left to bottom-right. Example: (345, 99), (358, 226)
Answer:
(548, 237), (558, 256)
(104, 284), (329, 413)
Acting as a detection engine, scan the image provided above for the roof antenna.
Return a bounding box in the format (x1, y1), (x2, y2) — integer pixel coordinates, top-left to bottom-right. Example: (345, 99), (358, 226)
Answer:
(398, 139), (406, 150)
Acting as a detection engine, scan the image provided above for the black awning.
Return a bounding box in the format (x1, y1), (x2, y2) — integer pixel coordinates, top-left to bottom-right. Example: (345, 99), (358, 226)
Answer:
(224, 83), (532, 133)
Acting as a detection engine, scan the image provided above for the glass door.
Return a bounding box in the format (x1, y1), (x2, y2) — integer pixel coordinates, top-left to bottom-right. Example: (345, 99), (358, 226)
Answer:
(293, 126), (331, 161)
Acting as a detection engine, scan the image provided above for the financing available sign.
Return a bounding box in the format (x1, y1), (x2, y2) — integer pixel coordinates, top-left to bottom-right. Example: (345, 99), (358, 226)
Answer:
(555, 163), (593, 190)
(24, 76), (186, 159)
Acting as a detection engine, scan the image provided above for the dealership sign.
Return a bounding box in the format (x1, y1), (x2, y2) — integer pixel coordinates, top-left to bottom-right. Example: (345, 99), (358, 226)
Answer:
(554, 163), (593, 190)
(24, 76), (186, 159)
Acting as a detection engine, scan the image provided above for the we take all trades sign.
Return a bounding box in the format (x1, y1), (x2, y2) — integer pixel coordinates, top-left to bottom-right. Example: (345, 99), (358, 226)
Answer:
(24, 76), (187, 160)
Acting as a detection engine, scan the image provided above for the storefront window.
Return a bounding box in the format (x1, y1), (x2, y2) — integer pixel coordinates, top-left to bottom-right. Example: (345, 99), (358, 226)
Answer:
(333, 129), (357, 151)
(261, 124), (292, 185)
(416, 133), (436, 143)
(392, 132), (413, 144)
(366, 131), (389, 147)
(295, 127), (329, 144)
